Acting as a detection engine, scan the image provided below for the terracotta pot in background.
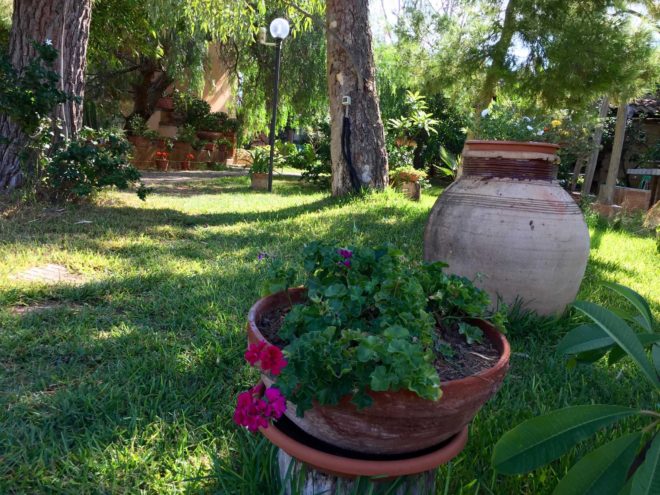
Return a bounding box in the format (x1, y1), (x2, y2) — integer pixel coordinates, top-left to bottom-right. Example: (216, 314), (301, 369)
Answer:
(401, 181), (421, 201)
(156, 96), (174, 111)
(251, 173), (269, 190)
(424, 140), (590, 316)
(247, 288), (510, 455)
(196, 130), (222, 141)
(181, 161), (191, 171)
(155, 159), (169, 172)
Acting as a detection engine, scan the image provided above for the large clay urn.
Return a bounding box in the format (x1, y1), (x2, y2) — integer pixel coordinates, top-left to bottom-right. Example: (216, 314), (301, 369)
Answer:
(424, 140), (590, 316)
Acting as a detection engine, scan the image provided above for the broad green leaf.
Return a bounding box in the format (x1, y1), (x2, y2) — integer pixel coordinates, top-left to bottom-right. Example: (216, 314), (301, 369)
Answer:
(603, 282), (654, 332)
(370, 366), (391, 391)
(558, 324), (614, 355)
(552, 432), (641, 495)
(653, 344), (660, 375)
(492, 405), (639, 474)
(609, 335), (660, 365)
(632, 433), (660, 495)
(572, 301), (660, 388)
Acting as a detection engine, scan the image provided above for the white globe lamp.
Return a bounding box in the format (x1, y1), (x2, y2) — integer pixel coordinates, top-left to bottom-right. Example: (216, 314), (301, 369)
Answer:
(269, 18), (290, 40)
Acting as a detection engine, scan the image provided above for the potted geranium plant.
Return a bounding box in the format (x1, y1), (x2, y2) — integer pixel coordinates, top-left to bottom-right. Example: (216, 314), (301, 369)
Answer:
(390, 165), (427, 201)
(181, 153), (194, 171)
(248, 147), (270, 190)
(235, 243), (510, 455)
(154, 150), (169, 171)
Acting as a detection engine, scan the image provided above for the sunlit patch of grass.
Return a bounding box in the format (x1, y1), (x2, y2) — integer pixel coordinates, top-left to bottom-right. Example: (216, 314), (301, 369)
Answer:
(0, 177), (657, 493)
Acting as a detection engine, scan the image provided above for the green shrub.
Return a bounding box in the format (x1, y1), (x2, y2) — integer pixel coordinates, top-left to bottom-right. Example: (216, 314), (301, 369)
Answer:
(199, 112), (228, 132)
(248, 147), (271, 175)
(45, 128), (150, 202)
(172, 90), (211, 128)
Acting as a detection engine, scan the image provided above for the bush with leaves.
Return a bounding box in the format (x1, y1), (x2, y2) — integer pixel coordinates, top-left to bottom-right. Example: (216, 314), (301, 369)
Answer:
(493, 283), (659, 495)
(172, 90), (211, 128)
(261, 242), (507, 415)
(45, 128), (150, 202)
(248, 147), (271, 175)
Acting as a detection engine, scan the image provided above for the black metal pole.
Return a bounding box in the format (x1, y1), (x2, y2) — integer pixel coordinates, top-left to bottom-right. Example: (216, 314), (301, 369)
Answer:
(267, 39), (283, 192)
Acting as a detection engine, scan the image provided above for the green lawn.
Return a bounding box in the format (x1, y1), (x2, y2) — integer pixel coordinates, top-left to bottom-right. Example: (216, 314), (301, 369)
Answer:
(0, 177), (658, 494)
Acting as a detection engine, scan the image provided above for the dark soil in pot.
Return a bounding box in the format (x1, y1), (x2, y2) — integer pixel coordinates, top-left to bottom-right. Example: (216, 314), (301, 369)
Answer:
(257, 305), (500, 382)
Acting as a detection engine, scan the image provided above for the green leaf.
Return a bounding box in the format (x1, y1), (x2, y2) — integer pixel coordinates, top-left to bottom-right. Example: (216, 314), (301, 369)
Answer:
(572, 301), (660, 388)
(609, 336), (660, 365)
(552, 432), (641, 495)
(632, 433), (660, 495)
(370, 366), (391, 391)
(558, 324), (614, 355)
(653, 344), (660, 375)
(603, 282), (654, 332)
(384, 325), (409, 339)
(492, 405), (640, 474)
(324, 283), (347, 298)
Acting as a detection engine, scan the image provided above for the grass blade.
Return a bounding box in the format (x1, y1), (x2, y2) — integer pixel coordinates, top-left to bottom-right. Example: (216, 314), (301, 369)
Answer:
(632, 433), (660, 495)
(572, 301), (660, 388)
(603, 282), (654, 332)
(552, 432), (641, 495)
(492, 405), (639, 474)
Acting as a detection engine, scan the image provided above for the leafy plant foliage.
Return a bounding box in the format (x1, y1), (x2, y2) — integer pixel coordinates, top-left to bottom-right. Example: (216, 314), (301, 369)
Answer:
(493, 283), (659, 494)
(261, 243), (506, 415)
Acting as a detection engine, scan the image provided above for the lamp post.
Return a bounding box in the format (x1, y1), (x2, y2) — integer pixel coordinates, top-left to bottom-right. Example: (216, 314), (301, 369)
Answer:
(265, 18), (290, 192)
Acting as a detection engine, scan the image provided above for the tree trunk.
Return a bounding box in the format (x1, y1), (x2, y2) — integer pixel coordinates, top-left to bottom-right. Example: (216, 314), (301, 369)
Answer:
(326, 0), (388, 196)
(582, 96), (610, 197)
(0, 0), (92, 191)
(599, 97), (627, 204)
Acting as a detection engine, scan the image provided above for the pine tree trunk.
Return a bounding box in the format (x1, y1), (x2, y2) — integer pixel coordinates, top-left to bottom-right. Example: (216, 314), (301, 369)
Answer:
(599, 97), (627, 205)
(326, 0), (388, 196)
(582, 97), (610, 197)
(0, 0), (92, 191)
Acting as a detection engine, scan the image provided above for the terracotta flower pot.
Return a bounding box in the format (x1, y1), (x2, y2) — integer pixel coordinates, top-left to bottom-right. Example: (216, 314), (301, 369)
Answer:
(155, 159), (169, 172)
(401, 181), (421, 201)
(156, 97), (174, 111)
(251, 173), (269, 190)
(424, 140), (590, 315)
(196, 130), (223, 141)
(181, 161), (191, 171)
(247, 288), (510, 455)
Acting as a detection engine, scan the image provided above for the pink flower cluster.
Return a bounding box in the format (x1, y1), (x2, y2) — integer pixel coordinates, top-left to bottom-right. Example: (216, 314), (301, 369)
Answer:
(337, 248), (352, 268)
(233, 341), (289, 432)
(233, 383), (286, 432)
(244, 341), (287, 376)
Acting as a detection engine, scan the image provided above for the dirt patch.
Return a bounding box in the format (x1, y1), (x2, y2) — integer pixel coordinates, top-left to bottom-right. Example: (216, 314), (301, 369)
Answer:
(257, 306), (501, 381)
(10, 264), (83, 285)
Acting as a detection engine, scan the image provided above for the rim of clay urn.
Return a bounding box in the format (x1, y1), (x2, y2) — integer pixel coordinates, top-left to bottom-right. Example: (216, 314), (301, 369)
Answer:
(247, 287), (511, 394)
(260, 416), (468, 478)
(465, 140), (560, 151)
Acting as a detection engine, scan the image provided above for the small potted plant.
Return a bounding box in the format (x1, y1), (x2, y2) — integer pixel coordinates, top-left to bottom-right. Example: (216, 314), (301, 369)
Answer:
(155, 150), (169, 171)
(181, 153), (194, 171)
(390, 166), (427, 200)
(248, 147), (270, 190)
(235, 243), (510, 456)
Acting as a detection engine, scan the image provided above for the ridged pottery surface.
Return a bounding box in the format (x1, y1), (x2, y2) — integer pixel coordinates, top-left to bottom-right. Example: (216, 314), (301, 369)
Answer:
(247, 288), (510, 455)
(424, 140), (590, 316)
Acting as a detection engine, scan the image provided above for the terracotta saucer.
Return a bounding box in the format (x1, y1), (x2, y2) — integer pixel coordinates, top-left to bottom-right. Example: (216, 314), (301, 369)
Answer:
(260, 414), (468, 479)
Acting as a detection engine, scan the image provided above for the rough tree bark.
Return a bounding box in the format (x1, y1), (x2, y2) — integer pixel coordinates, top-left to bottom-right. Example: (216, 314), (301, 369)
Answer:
(599, 97), (628, 204)
(326, 0), (388, 196)
(581, 96), (610, 197)
(0, 0), (92, 191)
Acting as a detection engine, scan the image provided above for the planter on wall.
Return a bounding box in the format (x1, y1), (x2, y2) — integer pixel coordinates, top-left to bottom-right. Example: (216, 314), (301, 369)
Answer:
(424, 140), (590, 316)
(247, 288), (510, 455)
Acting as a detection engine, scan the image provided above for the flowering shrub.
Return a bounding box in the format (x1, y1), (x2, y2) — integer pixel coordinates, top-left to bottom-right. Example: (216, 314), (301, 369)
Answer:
(256, 242), (506, 416)
(390, 165), (427, 185)
(185, 153), (195, 161)
(155, 151), (169, 161)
